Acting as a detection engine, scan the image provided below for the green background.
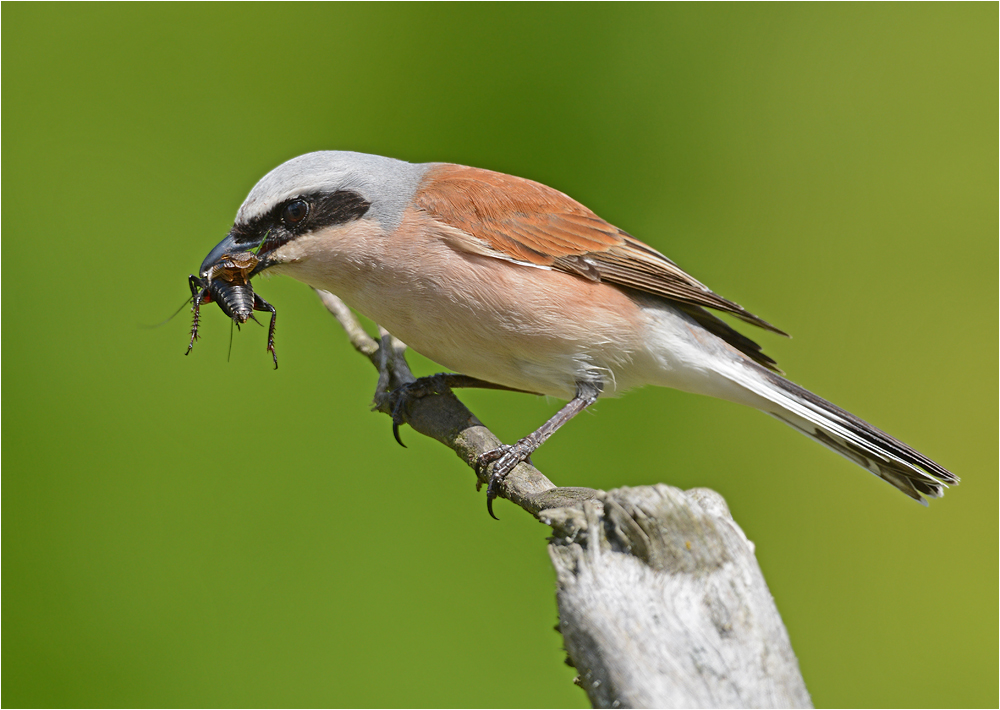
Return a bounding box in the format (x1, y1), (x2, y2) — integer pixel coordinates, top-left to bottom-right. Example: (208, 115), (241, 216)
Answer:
(3, 4), (996, 707)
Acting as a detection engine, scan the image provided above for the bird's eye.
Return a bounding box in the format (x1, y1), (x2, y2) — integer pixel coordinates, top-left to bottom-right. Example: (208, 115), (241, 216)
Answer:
(281, 199), (309, 226)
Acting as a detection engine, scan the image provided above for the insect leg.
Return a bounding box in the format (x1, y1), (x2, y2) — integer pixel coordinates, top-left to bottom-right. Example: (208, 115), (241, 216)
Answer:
(187, 276), (212, 355)
(253, 293), (278, 369)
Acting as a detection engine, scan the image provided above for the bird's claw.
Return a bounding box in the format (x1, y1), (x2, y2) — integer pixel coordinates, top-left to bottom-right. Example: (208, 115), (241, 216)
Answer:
(476, 442), (534, 520)
(383, 375), (453, 448)
(386, 382), (419, 448)
(391, 418), (406, 447)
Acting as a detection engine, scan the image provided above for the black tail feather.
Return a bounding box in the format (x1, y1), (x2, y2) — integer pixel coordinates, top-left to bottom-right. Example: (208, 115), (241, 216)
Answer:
(756, 368), (957, 502)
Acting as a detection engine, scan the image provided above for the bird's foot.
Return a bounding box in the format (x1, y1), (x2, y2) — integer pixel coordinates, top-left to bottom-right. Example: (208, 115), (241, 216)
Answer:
(476, 439), (537, 520)
(382, 374), (458, 447)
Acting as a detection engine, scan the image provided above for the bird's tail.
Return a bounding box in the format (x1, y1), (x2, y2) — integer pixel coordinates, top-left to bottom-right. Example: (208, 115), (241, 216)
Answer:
(733, 363), (958, 504)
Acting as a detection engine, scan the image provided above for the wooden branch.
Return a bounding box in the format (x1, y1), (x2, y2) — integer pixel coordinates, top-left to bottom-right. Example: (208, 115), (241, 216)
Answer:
(315, 289), (812, 709)
(544, 487), (812, 708)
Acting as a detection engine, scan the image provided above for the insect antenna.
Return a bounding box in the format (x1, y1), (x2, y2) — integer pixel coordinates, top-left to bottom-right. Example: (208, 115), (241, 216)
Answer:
(141, 295), (194, 329)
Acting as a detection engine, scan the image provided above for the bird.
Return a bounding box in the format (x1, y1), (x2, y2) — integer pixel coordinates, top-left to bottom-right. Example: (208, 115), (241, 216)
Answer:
(199, 150), (957, 516)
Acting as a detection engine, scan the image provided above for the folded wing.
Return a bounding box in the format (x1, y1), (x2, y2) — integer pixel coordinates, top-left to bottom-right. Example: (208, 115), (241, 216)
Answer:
(416, 163), (786, 371)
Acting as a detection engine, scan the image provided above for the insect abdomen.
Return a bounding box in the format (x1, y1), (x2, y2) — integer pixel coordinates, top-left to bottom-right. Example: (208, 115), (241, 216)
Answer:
(210, 280), (256, 324)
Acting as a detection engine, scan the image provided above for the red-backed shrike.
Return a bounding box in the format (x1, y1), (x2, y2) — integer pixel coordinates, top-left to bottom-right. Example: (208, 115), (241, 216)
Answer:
(200, 151), (956, 516)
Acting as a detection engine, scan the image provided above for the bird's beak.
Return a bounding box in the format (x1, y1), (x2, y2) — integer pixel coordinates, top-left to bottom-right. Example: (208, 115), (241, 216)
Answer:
(199, 229), (276, 278)
(200, 230), (241, 276)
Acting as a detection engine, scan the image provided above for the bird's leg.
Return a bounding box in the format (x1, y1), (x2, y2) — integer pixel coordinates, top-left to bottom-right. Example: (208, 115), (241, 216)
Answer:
(478, 381), (601, 519)
(386, 374), (537, 447)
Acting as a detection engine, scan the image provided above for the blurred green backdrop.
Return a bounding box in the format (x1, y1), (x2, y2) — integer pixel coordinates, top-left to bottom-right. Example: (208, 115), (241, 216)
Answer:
(3, 4), (996, 708)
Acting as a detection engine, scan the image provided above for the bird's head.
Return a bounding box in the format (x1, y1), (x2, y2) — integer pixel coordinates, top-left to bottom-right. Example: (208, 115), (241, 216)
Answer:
(200, 151), (431, 280)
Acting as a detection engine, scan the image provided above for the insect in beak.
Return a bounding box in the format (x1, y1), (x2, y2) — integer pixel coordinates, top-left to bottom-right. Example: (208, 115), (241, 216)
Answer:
(186, 251), (278, 369)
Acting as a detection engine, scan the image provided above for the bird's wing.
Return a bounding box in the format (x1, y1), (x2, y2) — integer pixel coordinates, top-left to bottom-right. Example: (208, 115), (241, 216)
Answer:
(415, 163), (788, 338)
